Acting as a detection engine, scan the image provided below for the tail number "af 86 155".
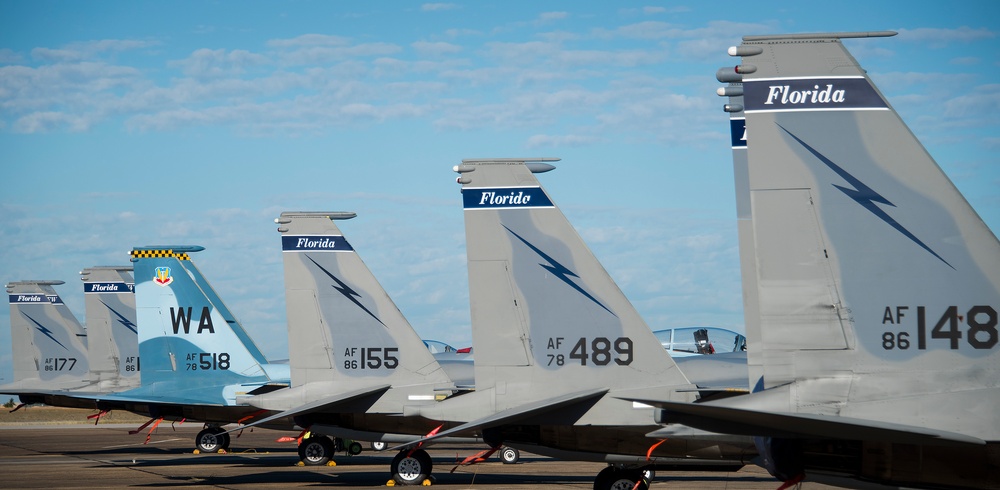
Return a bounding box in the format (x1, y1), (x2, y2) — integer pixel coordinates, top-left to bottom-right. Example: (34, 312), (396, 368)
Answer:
(881, 305), (997, 350)
(343, 347), (399, 370)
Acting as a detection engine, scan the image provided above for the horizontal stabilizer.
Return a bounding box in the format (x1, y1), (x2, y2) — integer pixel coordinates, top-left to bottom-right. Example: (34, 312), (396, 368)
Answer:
(392, 388), (608, 450)
(627, 398), (986, 447)
(229, 384), (391, 433)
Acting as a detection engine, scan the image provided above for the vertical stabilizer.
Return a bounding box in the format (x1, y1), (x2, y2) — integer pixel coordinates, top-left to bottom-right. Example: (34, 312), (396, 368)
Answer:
(131, 246), (273, 404)
(275, 212), (452, 391)
(455, 159), (691, 412)
(6, 280), (90, 385)
(80, 266), (139, 389)
(723, 32), (999, 438)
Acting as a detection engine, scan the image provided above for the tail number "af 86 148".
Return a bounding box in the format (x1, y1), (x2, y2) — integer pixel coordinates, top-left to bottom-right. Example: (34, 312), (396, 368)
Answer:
(881, 305), (997, 350)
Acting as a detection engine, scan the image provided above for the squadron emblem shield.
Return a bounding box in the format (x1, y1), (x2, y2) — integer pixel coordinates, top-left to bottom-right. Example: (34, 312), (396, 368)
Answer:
(153, 266), (173, 287)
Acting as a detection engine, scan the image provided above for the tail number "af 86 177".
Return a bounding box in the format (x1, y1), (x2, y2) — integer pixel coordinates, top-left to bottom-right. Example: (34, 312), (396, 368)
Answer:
(44, 357), (77, 371)
(881, 305), (997, 350)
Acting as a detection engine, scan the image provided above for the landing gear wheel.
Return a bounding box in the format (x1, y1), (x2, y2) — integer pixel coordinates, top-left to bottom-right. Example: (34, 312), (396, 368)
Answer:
(594, 467), (649, 490)
(196, 428), (226, 453)
(391, 449), (433, 485)
(500, 446), (520, 464)
(371, 441), (387, 451)
(299, 435), (334, 466)
(347, 441), (363, 456)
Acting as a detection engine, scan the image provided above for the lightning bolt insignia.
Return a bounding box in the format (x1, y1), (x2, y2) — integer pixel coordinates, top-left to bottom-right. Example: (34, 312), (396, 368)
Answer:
(503, 224), (616, 317)
(23, 313), (69, 350)
(778, 124), (953, 270)
(101, 300), (138, 334)
(304, 255), (387, 328)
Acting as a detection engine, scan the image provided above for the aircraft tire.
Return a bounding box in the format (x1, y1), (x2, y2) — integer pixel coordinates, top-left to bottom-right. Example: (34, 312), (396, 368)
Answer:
(500, 446), (520, 464)
(298, 436), (334, 466)
(371, 441), (387, 451)
(594, 466), (649, 490)
(195, 428), (224, 453)
(391, 449), (432, 485)
(347, 441), (363, 456)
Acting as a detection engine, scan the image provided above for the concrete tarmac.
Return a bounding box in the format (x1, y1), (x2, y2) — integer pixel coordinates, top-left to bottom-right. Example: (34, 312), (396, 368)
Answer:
(0, 424), (836, 489)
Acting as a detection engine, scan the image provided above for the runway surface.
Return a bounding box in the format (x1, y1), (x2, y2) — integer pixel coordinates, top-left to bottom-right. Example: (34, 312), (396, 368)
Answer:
(0, 424), (837, 488)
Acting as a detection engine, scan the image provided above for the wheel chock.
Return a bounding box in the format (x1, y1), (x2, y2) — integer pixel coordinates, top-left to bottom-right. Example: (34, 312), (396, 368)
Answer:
(193, 449), (201, 455)
(327, 461), (337, 467)
(386, 480), (396, 487)
(297, 461), (305, 466)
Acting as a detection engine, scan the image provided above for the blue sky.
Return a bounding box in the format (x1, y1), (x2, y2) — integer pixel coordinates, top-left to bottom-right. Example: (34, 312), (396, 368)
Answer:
(1, 1), (998, 383)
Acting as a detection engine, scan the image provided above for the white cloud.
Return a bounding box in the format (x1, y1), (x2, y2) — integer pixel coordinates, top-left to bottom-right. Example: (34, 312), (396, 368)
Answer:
(537, 11), (569, 23)
(169, 48), (268, 78)
(267, 34), (352, 48)
(422, 3), (459, 11)
(12, 111), (92, 132)
(411, 41), (463, 56)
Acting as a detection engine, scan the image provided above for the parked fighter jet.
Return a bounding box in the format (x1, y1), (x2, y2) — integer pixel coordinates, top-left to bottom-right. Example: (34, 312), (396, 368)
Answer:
(631, 31), (999, 490)
(71, 247), (292, 452)
(395, 158), (754, 489)
(229, 212), (470, 471)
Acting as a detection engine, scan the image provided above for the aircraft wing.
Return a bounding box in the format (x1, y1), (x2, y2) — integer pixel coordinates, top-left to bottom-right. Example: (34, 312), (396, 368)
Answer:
(392, 388), (609, 450)
(228, 384), (392, 433)
(627, 398), (986, 447)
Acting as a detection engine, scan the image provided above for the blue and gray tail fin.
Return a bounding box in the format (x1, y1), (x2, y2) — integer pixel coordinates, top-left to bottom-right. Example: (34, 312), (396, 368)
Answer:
(131, 246), (278, 404)
(5, 280), (90, 387)
(455, 159), (691, 400)
(80, 266), (139, 390)
(276, 212), (453, 391)
(719, 32), (999, 434)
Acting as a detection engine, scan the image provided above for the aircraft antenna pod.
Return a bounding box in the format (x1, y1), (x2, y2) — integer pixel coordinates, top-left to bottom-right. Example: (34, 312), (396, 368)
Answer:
(728, 46), (763, 57)
(717, 86), (743, 97)
(716, 67), (742, 83)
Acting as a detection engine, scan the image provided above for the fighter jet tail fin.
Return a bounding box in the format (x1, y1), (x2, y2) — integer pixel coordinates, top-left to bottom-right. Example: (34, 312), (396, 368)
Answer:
(276, 212), (453, 390)
(456, 158), (690, 400)
(80, 266), (140, 388)
(720, 31), (999, 433)
(5, 280), (90, 387)
(131, 246), (275, 399)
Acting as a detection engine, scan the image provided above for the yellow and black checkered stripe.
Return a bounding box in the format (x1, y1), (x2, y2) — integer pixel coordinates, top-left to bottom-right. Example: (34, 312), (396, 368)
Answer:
(130, 250), (191, 261)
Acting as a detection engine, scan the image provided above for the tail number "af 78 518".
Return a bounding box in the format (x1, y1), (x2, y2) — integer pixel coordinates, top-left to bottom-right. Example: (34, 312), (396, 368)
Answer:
(880, 305), (998, 350)
(546, 337), (633, 366)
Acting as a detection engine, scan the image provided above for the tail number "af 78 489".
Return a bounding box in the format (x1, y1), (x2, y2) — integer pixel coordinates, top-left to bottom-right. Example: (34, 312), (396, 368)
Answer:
(880, 305), (998, 350)
(546, 337), (633, 366)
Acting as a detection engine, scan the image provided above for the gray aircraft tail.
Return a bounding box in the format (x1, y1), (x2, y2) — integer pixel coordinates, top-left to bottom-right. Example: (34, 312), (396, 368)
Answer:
(5, 280), (90, 387)
(718, 32), (999, 439)
(275, 212), (453, 392)
(80, 266), (140, 389)
(455, 158), (691, 408)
